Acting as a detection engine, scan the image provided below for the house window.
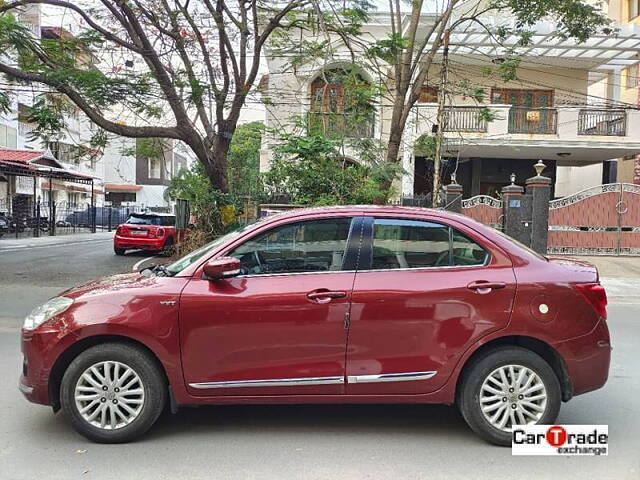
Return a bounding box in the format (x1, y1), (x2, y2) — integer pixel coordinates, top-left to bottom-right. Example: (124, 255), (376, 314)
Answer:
(630, 0), (640, 19)
(0, 124), (17, 148)
(148, 158), (161, 179)
(418, 87), (439, 103)
(491, 89), (554, 107)
(309, 69), (374, 138)
(68, 192), (80, 207)
(626, 64), (639, 89)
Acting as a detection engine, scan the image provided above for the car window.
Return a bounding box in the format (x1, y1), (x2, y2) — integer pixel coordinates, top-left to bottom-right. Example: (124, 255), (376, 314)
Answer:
(370, 218), (488, 269)
(229, 218), (353, 275)
(165, 222), (260, 275)
(127, 215), (159, 226)
(161, 216), (176, 226)
(372, 219), (451, 269)
(451, 229), (489, 266)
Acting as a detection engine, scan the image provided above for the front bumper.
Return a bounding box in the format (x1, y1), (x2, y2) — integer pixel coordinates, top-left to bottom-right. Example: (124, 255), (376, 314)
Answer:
(19, 327), (61, 406)
(555, 318), (611, 397)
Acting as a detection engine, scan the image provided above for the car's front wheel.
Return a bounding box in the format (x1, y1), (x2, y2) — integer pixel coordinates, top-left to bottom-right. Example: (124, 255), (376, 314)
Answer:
(60, 343), (166, 443)
(458, 346), (561, 446)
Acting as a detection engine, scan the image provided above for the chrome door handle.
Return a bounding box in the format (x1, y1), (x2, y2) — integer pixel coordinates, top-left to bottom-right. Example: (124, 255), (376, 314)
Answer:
(306, 290), (347, 304)
(467, 281), (506, 293)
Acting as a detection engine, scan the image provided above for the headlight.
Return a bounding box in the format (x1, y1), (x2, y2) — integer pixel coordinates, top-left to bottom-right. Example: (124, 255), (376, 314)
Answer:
(23, 297), (74, 330)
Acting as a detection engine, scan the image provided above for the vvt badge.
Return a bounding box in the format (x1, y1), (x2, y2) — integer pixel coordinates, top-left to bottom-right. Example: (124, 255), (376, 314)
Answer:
(512, 425), (608, 456)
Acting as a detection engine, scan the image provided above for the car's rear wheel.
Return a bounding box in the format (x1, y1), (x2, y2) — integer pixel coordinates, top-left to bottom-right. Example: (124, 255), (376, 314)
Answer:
(114, 246), (125, 256)
(161, 236), (174, 257)
(458, 346), (561, 446)
(60, 343), (166, 443)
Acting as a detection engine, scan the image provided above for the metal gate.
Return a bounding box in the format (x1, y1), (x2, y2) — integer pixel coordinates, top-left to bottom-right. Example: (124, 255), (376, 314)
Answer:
(548, 183), (640, 256)
(461, 195), (503, 230)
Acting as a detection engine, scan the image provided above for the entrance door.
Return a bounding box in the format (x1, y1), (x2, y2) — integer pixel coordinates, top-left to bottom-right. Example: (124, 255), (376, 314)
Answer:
(345, 216), (516, 394)
(492, 89), (555, 133)
(179, 216), (359, 396)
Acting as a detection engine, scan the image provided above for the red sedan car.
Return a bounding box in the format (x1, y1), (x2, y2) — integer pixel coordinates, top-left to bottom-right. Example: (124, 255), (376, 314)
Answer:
(19, 206), (610, 445)
(113, 212), (176, 255)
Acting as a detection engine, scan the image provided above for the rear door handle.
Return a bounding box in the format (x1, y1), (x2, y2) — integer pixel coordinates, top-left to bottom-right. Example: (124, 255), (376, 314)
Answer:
(306, 290), (347, 304)
(467, 281), (506, 293)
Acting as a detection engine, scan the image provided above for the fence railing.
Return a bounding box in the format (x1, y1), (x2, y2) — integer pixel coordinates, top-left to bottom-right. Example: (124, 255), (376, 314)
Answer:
(508, 107), (557, 134)
(578, 109), (627, 136)
(307, 112), (375, 138)
(0, 198), (171, 239)
(444, 107), (488, 133)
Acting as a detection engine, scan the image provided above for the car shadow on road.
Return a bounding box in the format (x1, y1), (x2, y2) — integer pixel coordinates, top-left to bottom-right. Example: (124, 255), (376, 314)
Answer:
(147, 403), (474, 441)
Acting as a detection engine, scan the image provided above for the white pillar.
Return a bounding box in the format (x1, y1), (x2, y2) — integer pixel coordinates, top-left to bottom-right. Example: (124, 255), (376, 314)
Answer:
(401, 109), (417, 196)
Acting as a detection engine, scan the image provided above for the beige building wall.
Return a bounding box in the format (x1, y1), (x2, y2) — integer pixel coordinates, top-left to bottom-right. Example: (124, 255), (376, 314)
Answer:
(606, 0), (640, 184)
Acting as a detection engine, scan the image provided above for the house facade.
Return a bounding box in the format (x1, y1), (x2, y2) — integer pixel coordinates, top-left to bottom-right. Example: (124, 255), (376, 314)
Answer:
(260, 9), (640, 199)
(103, 137), (189, 207)
(0, 5), (190, 213)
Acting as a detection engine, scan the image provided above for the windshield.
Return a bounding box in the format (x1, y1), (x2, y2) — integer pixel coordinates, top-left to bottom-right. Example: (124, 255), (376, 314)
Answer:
(127, 215), (160, 226)
(165, 222), (259, 275)
(126, 214), (175, 226)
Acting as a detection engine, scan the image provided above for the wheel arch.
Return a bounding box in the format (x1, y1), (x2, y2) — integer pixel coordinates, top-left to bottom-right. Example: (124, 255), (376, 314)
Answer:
(48, 334), (169, 411)
(455, 335), (572, 403)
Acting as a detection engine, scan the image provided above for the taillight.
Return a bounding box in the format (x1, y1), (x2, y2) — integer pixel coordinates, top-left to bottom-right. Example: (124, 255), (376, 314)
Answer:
(157, 228), (165, 238)
(575, 283), (607, 319)
(116, 226), (123, 235)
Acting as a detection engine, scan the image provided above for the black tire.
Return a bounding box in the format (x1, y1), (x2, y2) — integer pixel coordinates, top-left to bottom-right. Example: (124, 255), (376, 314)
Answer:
(161, 236), (175, 257)
(458, 346), (561, 446)
(60, 342), (166, 443)
(114, 246), (126, 256)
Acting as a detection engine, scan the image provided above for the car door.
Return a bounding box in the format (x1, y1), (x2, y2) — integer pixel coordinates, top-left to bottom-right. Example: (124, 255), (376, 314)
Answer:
(179, 216), (361, 396)
(345, 215), (516, 395)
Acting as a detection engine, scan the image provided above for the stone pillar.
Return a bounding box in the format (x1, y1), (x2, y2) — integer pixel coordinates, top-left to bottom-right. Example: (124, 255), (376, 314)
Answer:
(501, 179), (529, 246)
(525, 160), (552, 255)
(444, 179), (463, 213)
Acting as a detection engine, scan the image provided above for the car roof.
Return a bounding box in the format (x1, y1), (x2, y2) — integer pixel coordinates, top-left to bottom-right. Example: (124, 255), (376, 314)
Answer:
(129, 212), (175, 217)
(261, 205), (461, 222)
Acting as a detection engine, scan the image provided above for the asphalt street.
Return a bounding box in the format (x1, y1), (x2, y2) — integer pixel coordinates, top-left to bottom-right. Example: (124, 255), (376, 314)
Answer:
(0, 236), (639, 479)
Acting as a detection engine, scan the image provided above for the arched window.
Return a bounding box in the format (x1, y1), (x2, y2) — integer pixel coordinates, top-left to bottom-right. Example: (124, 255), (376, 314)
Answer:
(309, 68), (374, 138)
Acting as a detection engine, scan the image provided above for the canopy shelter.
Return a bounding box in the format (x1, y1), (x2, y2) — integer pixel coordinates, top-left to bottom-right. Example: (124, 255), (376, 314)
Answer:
(0, 148), (98, 235)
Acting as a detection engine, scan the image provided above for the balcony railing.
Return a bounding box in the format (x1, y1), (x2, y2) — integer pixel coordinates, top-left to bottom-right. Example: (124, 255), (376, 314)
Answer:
(308, 112), (374, 139)
(18, 121), (36, 137)
(443, 107), (488, 133)
(578, 109), (627, 136)
(508, 107), (557, 134)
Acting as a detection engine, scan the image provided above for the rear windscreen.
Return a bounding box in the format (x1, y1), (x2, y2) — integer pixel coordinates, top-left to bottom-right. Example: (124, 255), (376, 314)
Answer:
(126, 215), (175, 226)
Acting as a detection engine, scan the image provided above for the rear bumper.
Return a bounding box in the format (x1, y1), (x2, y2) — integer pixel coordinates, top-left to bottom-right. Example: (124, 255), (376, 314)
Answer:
(555, 318), (611, 398)
(114, 235), (164, 251)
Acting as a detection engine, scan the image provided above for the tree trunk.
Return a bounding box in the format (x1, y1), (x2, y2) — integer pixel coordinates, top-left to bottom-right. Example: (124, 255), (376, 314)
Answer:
(380, 97), (411, 197)
(184, 129), (231, 193)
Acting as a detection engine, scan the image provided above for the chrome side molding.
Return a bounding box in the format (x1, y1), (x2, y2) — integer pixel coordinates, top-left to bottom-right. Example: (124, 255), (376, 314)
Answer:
(189, 376), (344, 389)
(189, 371), (438, 389)
(346, 371), (437, 384)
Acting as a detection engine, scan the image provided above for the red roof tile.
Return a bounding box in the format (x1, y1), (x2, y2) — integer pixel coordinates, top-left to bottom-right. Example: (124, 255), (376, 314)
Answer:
(0, 148), (45, 164)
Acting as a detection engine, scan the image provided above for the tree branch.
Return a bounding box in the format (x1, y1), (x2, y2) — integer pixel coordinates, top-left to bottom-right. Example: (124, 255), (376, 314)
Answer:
(0, 0), (144, 53)
(0, 62), (182, 139)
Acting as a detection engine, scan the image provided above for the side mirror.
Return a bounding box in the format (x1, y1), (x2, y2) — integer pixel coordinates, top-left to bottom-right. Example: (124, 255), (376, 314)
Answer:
(203, 257), (241, 280)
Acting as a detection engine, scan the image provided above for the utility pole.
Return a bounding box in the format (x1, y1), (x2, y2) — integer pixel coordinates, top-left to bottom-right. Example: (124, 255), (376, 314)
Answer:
(432, 29), (450, 208)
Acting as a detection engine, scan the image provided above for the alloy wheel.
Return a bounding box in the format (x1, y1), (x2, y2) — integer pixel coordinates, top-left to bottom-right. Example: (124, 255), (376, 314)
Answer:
(74, 360), (146, 430)
(479, 364), (548, 432)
